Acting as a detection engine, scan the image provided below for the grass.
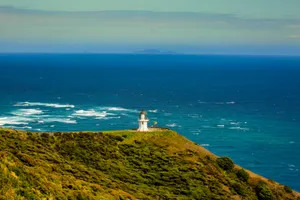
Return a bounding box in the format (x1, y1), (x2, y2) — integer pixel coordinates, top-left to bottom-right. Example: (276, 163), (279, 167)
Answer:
(0, 128), (299, 199)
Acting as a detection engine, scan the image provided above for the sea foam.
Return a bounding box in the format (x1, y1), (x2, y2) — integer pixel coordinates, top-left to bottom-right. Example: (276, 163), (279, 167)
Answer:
(0, 116), (32, 126)
(72, 109), (110, 118)
(14, 102), (75, 108)
(99, 107), (138, 112)
(43, 118), (77, 124)
(11, 109), (43, 116)
(166, 123), (180, 128)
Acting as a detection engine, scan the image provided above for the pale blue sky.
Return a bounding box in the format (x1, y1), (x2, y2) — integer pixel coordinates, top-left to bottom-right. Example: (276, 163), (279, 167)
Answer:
(0, 0), (300, 54)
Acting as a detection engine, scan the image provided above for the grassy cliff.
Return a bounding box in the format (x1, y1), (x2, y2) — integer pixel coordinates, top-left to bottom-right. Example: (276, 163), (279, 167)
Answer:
(0, 128), (299, 200)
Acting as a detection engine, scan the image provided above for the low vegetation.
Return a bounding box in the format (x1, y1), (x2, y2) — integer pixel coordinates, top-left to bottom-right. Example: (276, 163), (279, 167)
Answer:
(216, 156), (234, 171)
(0, 128), (299, 199)
(236, 168), (250, 182)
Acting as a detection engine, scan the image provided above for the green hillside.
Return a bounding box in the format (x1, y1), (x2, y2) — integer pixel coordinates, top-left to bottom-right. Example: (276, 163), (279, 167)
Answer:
(0, 128), (299, 200)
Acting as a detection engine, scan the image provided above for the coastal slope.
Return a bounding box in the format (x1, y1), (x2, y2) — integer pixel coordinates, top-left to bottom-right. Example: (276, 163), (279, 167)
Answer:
(0, 128), (299, 200)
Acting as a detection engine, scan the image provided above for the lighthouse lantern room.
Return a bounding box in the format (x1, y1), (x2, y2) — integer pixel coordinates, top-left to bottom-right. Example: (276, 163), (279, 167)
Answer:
(137, 110), (149, 132)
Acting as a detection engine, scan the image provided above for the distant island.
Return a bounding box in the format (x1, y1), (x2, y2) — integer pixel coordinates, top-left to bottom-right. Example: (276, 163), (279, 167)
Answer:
(0, 128), (299, 199)
(134, 49), (178, 54)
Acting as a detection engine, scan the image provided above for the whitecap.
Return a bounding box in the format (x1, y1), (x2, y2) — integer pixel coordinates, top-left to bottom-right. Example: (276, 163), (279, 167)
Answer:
(229, 127), (241, 130)
(217, 124), (225, 128)
(99, 107), (137, 112)
(148, 109), (158, 113)
(289, 141), (295, 144)
(50, 125), (55, 128)
(107, 107), (128, 111)
(14, 102), (75, 108)
(226, 101), (235, 104)
(12, 109), (43, 116)
(73, 109), (110, 118)
(228, 127), (249, 131)
(0, 116), (33, 126)
(200, 144), (210, 147)
(43, 118), (77, 124)
(21, 126), (32, 129)
(104, 116), (121, 120)
(202, 125), (216, 129)
(166, 123), (177, 127)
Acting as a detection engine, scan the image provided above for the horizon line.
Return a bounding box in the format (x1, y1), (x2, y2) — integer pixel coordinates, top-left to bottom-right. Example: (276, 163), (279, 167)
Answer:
(1, 52), (300, 57)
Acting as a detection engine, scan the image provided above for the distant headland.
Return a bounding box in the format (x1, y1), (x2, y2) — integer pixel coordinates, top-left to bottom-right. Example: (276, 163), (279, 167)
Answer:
(134, 49), (178, 54)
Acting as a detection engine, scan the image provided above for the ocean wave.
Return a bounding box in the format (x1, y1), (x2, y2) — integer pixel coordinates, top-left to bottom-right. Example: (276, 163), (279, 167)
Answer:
(72, 109), (111, 118)
(217, 124), (225, 128)
(197, 101), (235, 105)
(43, 118), (77, 124)
(200, 144), (210, 147)
(12, 109), (43, 116)
(0, 116), (33, 126)
(202, 125), (215, 129)
(148, 109), (158, 113)
(97, 116), (121, 120)
(228, 127), (249, 131)
(14, 102), (75, 108)
(166, 123), (179, 128)
(228, 127), (241, 130)
(99, 107), (138, 112)
(21, 126), (32, 129)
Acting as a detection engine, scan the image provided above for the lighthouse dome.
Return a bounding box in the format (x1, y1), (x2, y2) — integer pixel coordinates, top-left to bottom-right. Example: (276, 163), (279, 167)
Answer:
(140, 110), (147, 115)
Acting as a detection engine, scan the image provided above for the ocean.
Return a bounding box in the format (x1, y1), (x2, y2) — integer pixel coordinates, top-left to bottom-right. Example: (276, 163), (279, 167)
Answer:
(0, 54), (300, 191)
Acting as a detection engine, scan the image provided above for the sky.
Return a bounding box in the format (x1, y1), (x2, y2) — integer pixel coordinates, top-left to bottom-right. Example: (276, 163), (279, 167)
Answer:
(0, 0), (300, 55)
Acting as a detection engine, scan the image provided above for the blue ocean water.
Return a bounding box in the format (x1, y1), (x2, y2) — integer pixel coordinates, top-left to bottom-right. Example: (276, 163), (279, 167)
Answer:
(0, 54), (300, 190)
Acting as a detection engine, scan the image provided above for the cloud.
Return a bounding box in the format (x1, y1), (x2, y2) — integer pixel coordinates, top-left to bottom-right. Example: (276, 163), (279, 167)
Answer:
(0, 6), (300, 47)
(287, 24), (300, 29)
(288, 35), (300, 39)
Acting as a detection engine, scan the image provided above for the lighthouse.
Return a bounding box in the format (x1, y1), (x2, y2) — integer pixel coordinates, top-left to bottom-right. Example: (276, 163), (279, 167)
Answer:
(137, 110), (149, 132)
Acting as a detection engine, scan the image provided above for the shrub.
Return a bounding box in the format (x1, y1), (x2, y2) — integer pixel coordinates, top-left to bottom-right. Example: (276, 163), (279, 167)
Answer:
(216, 156), (234, 171)
(114, 135), (124, 142)
(283, 185), (293, 193)
(205, 155), (212, 161)
(236, 169), (249, 182)
(255, 181), (274, 200)
(231, 182), (246, 196)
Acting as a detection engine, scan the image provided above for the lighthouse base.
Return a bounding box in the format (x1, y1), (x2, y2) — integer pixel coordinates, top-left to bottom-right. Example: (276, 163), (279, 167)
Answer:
(137, 120), (149, 132)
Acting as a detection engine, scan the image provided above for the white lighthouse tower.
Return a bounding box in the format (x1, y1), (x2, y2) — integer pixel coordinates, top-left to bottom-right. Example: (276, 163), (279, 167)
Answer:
(137, 110), (149, 132)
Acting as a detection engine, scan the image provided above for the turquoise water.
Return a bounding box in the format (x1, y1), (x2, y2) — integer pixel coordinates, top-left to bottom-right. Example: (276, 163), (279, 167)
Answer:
(0, 54), (300, 190)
